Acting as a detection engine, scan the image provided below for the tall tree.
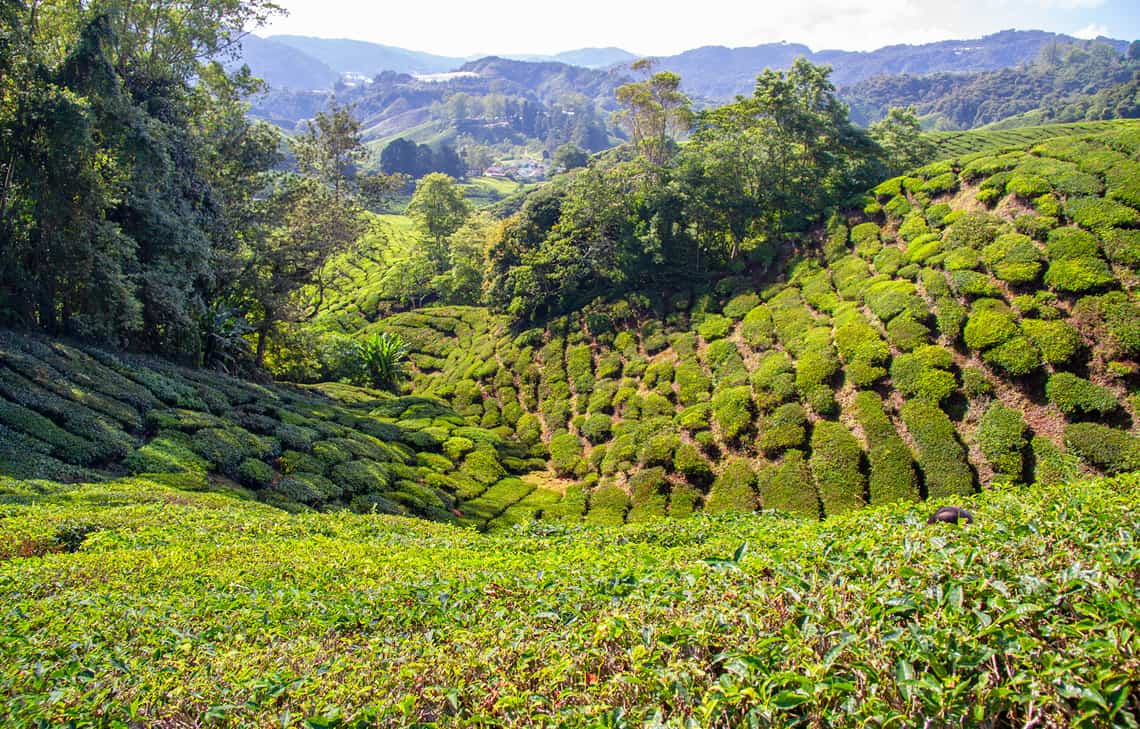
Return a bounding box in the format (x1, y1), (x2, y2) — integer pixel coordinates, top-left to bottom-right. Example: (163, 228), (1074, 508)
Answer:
(613, 59), (694, 169)
(406, 172), (470, 273)
(870, 106), (936, 175)
(241, 106), (372, 366)
(682, 58), (877, 260)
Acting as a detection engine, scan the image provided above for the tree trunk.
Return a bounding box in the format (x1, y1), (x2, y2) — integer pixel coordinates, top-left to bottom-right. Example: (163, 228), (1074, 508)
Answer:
(255, 322), (270, 367)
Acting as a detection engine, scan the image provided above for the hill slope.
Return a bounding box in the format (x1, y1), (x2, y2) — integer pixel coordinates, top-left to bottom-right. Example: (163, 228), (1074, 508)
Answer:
(0, 331), (537, 529)
(318, 120), (1140, 526)
(2, 470), (1136, 724)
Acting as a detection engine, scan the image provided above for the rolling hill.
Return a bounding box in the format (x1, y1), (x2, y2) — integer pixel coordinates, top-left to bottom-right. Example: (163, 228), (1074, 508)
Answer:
(313, 119), (1140, 526)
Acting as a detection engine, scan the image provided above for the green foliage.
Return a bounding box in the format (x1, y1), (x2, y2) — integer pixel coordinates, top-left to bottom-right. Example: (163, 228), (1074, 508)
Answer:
(1064, 196), (1140, 231)
(3, 472), (1140, 723)
(711, 386), (754, 442)
(1065, 423), (1140, 474)
(890, 346), (957, 403)
(1045, 373), (1119, 417)
(900, 399), (974, 498)
(810, 421), (866, 516)
(549, 433), (584, 477)
(1031, 436), (1080, 486)
(976, 404), (1027, 483)
(697, 314), (733, 340)
(1044, 256), (1115, 293)
(356, 332), (411, 392)
(984, 336), (1042, 377)
(963, 306), (1018, 351)
(853, 392), (919, 504)
(1020, 319), (1082, 365)
(705, 457), (757, 513)
(1045, 227), (1099, 260)
(758, 402), (808, 453)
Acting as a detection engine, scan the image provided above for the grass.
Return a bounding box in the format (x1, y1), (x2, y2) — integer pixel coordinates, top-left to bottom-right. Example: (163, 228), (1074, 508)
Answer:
(1, 472), (1138, 726)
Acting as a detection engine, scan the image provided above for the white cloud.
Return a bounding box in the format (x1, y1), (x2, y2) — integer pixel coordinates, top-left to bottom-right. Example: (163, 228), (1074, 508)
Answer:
(1073, 22), (1109, 38)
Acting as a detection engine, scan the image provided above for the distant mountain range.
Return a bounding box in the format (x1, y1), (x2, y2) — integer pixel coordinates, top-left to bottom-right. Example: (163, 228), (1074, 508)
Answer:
(234, 29), (1129, 100)
(237, 29), (1135, 159)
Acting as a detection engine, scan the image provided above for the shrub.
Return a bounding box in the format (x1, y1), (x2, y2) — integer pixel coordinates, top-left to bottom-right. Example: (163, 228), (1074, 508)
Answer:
(900, 400), (973, 498)
(1064, 423), (1140, 474)
(944, 211), (1006, 249)
(754, 450), (817, 518)
(864, 280), (921, 322)
(705, 458), (758, 513)
(976, 404), (1027, 483)
(740, 305), (775, 348)
(805, 382), (838, 416)
(723, 293), (761, 320)
(461, 449), (507, 486)
(1018, 319), (1079, 365)
(851, 222), (882, 258)
(886, 314), (930, 352)
(943, 247), (980, 271)
(442, 436), (475, 461)
(873, 247), (903, 275)
(237, 458), (276, 489)
(584, 483), (629, 526)
(674, 443), (713, 487)
(890, 349), (957, 403)
(515, 414), (543, 446)
(963, 307), (1018, 351)
(982, 233), (1043, 284)
(1045, 227), (1099, 260)
(1045, 373), (1118, 417)
(639, 432), (680, 469)
(759, 402), (807, 453)
(853, 392), (919, 504)
(1005, 174), (1050, 198)
(711, 386), (754, 442)
(697, 314), (733, 341)
(809, 421), (866, 517)
(1044, 257), (1115, 293)
(660, 483), (698, 517)
(1064, 196), (1140, 231)
(950, 270), (1002, 298)
(984, 336), (1041, 377)
(124, 432), (210, 475)
(549, 433), (583, 477)
(934, 297), (967, 342)
(1031, 436), (1080, 486)
(960, 366), (993, 397)
(1101, 228), (1140, 267)
(580, 413), (612, 444)
(795, 349), (839, 393)
(1074, 291), (1140, 357)
(191, 427), (271, 476)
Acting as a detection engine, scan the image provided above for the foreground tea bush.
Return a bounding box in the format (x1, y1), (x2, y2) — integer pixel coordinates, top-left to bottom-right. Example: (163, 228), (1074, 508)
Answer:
(1, 473), (1138, 727)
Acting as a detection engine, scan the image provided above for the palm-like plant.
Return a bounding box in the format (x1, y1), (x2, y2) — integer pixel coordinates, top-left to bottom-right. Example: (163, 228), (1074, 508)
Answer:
(357, 332), (410, 392)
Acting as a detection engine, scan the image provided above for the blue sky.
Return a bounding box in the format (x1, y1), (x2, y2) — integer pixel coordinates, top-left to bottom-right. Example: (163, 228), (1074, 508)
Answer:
(261, 0), (1139, 57)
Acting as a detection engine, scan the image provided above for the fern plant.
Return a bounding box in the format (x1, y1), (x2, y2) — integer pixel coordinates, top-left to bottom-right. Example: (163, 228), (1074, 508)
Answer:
(356, 332), (410, 392)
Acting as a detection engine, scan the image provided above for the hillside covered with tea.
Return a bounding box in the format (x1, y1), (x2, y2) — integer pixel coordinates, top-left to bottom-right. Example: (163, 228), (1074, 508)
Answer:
(298, 121), (1140, 526)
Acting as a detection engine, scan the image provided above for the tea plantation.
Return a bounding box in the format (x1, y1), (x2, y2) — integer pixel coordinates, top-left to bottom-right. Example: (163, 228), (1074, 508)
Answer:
(0, 331), (536, 529)
(304, 121), (1140, 527)
(1, 471), (1137, 726)
(3, 119), (1140, 727)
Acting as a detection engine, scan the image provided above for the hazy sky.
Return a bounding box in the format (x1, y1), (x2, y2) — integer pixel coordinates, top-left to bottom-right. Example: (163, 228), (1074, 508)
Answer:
(260, 0), (1139, 57)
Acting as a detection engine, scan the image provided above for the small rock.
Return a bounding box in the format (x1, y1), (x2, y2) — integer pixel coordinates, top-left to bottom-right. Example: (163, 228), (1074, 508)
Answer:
(926, 506), (974, 525)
